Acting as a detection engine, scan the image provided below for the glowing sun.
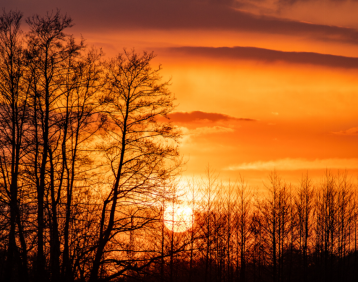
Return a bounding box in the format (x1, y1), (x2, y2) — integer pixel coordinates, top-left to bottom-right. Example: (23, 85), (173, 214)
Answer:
(164, 205), (194, 233)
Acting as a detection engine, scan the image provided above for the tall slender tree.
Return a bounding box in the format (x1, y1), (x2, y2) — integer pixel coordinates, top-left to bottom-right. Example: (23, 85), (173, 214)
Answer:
(0, 10), (30, 281)
(295, 173), (314, 281)
(25, 11), (85, 279)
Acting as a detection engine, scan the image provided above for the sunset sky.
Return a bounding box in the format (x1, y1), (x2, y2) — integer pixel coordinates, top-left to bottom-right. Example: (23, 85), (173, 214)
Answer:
(6, 0), (358, 187)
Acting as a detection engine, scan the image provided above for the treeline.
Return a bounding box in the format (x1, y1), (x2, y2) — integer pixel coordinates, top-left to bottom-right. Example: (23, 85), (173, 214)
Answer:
(152, 170), (358, 282)
(0, 10), (181, 281)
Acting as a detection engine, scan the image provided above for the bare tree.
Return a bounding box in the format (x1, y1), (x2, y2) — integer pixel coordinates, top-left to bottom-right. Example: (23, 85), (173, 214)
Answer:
(235, 177), (253, 281)
(257, 171), (289, 281)
(0, 10), (32, 280)
(89, 50), (181, 280)
(336, 171), (354, 279)
(314, 170), (338, 280)
(198, 166), (218, 281)
(24, 11), (90, 279)
(295, 173), (314, 281)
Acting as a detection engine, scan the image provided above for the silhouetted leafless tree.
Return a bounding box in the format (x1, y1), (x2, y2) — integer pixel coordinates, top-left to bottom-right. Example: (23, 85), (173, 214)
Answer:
(0, 10), (30, 281)
(89, 49), (181, 281)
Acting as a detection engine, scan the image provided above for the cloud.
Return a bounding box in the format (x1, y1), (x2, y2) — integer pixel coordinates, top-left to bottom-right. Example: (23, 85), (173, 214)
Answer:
(332, 127), (358, 136)
(5, 0), (358, 45)
(193, 126), (235, 135)
(277, 0), (358, 6)
(225, 158), (358, 170)
(167, 111), (256, 124)
(177, 125), (234, 145)
(237, 0), (358, 11)
(163, 46), (358, 69)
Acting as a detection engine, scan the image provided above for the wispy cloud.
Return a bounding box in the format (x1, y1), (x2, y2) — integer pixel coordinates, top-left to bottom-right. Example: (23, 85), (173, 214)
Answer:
(163, 46), (358, 69)
(332, 127), (358, 136)
(277, 0), (358, 6)
(193, 126), (234, 135)
(179, 125), (234, 138)
(167, 111), (255, 124)
(225, 158), (358, 170)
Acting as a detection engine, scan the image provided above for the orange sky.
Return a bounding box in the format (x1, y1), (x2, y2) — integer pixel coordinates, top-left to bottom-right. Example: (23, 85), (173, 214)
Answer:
(6, 0), (358, 187)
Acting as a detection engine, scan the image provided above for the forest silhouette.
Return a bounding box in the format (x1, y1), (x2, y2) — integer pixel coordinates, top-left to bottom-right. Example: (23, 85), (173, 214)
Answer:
(1, 9), (358, 282)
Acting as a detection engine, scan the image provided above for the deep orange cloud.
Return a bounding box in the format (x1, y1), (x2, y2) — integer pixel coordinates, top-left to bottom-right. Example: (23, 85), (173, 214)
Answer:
(167, 111), (256, 124)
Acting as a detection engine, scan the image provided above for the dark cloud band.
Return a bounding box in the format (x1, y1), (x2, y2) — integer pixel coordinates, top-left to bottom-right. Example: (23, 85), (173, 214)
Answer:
(4, 0), (358, 45)
(167, 111), (256, 124)
(163, 46), (358, 69)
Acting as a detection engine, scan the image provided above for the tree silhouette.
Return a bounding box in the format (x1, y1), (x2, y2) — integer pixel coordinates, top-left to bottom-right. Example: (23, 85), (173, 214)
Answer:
(0, 10), (30, 281)
(89, 49), (181, 280)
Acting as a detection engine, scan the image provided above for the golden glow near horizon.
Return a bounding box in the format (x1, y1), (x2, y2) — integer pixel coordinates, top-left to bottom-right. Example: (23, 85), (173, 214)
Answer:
(164, 204), (194, 233)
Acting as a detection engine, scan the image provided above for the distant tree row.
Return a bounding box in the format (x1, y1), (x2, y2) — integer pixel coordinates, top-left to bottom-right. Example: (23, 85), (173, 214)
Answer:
(0, 10), (181, 281)
(145, 169), (358, 282)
